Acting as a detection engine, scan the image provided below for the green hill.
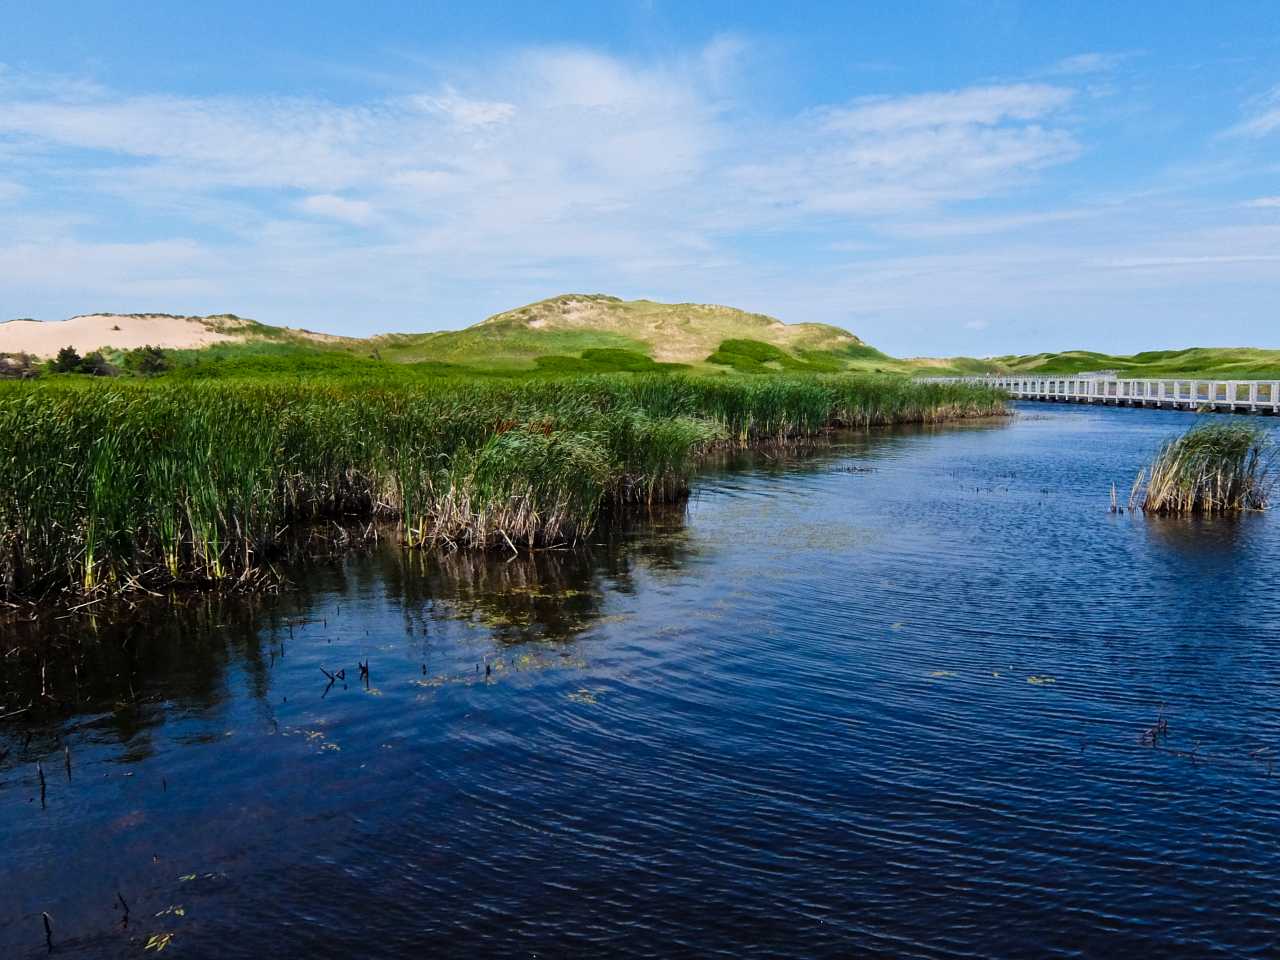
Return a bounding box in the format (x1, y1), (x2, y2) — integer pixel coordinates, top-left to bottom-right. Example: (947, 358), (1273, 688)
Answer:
(9, 294), (1280, 380)
(368, 294), (1004, 375)
(984, 347), (1280, 380)
(370, 294), (868, 369)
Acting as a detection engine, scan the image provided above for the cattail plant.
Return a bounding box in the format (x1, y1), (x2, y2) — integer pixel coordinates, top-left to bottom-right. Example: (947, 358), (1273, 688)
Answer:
(1129, 422), (1274, 515)
(0, 373), (1006, 599)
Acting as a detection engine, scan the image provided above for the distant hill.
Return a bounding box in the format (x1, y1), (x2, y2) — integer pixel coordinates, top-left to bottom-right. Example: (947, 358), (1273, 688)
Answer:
(984, 347), (1280, 380)
(6, 296), (1279, 379)
(0, 312), (355, 359)
(371, 294), (871, 369)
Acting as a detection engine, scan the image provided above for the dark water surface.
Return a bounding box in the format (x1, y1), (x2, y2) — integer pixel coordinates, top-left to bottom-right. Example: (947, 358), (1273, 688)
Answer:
(3, 404), (1279, 958)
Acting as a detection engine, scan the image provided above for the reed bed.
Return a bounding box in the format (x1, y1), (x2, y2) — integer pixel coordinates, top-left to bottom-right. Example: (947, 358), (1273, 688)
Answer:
(1129, 422), (1274, 516)
(0, 374), (1005, 599)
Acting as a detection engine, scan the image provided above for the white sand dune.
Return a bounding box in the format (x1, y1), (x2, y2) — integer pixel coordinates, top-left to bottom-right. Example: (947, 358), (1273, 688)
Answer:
(0, 314), (247, 358)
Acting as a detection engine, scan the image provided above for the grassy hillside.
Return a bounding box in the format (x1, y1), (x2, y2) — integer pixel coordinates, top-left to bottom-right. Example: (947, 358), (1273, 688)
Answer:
(371, 294), (866, 369)
(9, 295), (1279, 380)
(18, 294), (906, 378)
(986, 347), (1280, 380)
(368, 294), (1008, 377)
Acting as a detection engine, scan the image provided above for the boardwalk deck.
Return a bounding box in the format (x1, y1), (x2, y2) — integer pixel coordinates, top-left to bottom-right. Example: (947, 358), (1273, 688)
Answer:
(924, 375), (1280, 414)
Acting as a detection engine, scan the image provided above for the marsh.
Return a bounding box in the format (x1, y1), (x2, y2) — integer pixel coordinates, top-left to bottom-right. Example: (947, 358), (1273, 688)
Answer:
(2, 404), (1278, 958)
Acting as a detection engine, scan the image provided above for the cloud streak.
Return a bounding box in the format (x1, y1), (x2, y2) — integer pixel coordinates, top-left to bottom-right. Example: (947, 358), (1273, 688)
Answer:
(1225, 84), (1280, 138)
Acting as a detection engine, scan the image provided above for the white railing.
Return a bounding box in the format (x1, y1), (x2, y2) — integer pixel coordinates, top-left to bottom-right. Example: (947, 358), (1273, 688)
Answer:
(921, 375), (1280, 413)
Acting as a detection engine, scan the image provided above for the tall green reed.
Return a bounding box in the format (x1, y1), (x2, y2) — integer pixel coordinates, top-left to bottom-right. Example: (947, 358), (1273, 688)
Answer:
(0, 374), (1005, 599)
(1129, 421), (1273, 515)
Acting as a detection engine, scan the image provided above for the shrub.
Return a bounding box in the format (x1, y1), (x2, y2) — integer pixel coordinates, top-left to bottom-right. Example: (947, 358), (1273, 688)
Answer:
(79, 351), (118, 377)
(52, 346), (82, 373)
(123, 345), (170, 376)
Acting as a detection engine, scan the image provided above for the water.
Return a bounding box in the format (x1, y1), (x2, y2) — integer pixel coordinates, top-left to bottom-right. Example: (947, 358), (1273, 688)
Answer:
(3, 403), (1279, 958)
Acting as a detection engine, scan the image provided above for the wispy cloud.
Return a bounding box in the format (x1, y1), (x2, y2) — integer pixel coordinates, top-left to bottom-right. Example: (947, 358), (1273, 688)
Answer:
(883, 209), (1095, 239)
(1102, 253), (1280, 269)
(0, 50), (1083, 301)
(1224, 84), (1280, 138)
(821, 84), (1073, 132)
(1044, 52), (1133, 76)
(297, 194), (377, 225)
(728, 84), (1078, 218)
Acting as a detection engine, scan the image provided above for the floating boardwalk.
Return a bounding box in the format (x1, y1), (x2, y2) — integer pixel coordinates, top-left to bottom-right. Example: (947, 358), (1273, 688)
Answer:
(923, 372), (1280, 415)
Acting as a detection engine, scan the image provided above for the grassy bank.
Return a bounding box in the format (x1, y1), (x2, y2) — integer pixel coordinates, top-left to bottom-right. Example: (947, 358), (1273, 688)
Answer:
(0, 374), (1005, 601)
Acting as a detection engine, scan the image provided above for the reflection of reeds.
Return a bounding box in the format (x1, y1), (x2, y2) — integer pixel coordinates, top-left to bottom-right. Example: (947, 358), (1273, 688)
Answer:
(1129, 422), (1273, 515)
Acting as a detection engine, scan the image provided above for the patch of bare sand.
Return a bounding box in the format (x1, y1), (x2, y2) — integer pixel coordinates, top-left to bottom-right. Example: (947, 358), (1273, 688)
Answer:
(0, 314), (245, 358)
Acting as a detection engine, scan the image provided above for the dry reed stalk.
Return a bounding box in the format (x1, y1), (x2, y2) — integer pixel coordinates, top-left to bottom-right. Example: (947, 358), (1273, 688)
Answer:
(1130, 422), (1273, 516)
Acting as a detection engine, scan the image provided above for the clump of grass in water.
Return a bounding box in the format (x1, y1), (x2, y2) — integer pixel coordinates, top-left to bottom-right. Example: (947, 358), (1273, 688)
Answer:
(1129, 422), (1274, 515)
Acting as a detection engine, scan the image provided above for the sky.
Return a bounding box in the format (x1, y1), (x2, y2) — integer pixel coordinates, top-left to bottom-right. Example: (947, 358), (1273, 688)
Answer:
(1, 1), (1278, 357)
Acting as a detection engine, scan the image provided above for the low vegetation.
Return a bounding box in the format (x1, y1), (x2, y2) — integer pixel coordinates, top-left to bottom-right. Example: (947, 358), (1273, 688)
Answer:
(1129, 422), (1274, 515)
(0, 374), (1005, 601)
(532, 348), (688, 374)
(708, 339), (842, 374)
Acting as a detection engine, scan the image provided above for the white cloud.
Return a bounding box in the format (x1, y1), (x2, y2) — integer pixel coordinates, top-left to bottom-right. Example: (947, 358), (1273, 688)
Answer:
(406, 90), (516, 128)
(727, 84), (1078, 218)
(885, 209), (1094, 238)
(0, 55), (1076, 244)
(820, 84), (1073, 134)
(1045, 52), (1132, 76)
(1, 47), (1197, 352)
(1102, 253), (1280, 269)
(297, 194), (376, 225)
(1245, 196), (1280, 208)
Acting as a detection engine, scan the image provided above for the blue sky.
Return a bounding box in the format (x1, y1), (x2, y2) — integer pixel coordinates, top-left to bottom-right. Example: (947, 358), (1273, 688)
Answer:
(2, 1), (1278, 356)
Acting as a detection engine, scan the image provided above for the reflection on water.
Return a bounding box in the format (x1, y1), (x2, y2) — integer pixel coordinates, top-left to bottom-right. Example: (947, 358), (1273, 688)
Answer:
(1140, 510), (1257, 554)
(2, 405), (1279, 959)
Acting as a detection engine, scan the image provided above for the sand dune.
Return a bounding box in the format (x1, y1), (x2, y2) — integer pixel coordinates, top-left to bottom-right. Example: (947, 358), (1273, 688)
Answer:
(0, 314), (247, 358)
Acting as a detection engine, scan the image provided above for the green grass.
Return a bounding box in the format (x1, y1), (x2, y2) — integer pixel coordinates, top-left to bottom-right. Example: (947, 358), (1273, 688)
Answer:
(0, 373), (1006, 600)
(376, 324), (650, 368)
(707, 339), (828, 374)
(533, 348), (690, 374)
